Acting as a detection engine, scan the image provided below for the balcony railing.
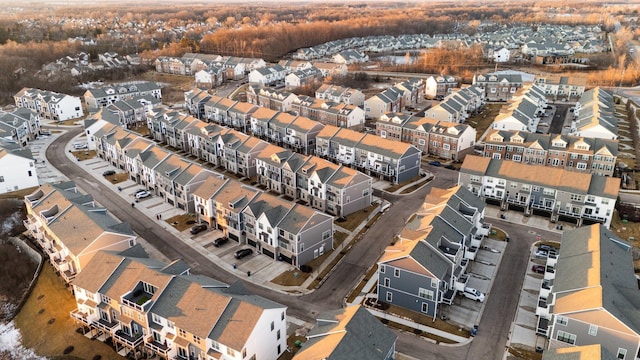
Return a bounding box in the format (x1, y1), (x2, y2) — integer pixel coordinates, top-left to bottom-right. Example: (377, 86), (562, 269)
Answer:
(93, 318), (119, 333)
(114, 330), (144, 348)
(145, 337), (170, 355)
(70, 309), (91, 325)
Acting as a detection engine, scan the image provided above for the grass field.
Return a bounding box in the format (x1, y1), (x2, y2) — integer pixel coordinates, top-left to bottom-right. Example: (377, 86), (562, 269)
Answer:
(14, 265), (122, 360)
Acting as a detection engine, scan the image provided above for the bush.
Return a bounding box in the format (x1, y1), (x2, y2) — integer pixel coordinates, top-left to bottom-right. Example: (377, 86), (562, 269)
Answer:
(300, 265), (312, 273)
(63, 346), (74, 354)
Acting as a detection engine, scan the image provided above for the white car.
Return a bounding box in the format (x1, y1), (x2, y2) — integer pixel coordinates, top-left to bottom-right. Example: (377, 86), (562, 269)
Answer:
(73, 143), (88, 150)
(463, 287), (485, 302)
(533, 249), (549, 259)
(135, 190), (151, 199)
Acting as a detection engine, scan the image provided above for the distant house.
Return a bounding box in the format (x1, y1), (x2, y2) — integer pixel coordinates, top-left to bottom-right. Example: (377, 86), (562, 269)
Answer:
(248, 64), (287, 86)
(285, 66), (324, 90)
(424, 75), (458, 100)
(83, 82), (162, 112)
(315, 84), (365, 107)
(492, 47), (511, 63)
(331, 49), (369, 64)
(364, 87), (404, 120)
(14, 88), (84, 122)
(472, 73), (523, 102)
(0, 107), (41, 146)
(293, 305), (397, 360)
(534, 75), (587, 99)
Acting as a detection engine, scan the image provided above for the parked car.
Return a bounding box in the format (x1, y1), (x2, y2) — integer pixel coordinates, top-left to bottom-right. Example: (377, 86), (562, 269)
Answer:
(213, 237), (228, 247)
(135, 190), (151, 199)
(102, 170), (116, 176)
(444, 164), (456, 170)
(428, 160), (441, 167)
(538, 244), (558, 253)
(234, 248), (253, 259)
(73, 142), (88, 150)
(134, 189), (147, 195)
(532, 265), (546, 274)
(463, 287), (485, 302)
(190, 224), (208, 235)
(533, 249), (548, 259)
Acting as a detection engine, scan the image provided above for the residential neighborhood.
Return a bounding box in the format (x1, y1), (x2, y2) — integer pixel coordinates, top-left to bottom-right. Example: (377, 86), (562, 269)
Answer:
(1, 5), (640, 360)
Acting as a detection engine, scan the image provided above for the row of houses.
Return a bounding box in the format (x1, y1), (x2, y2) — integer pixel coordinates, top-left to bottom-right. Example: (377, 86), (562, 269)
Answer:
(291, 24), (605, 62)
(569, 87), (618, 140)
(0, 107), (41, 146)
(83, 81), (163, 112)
(491, 83), (548, 133)
(481, 129), (618, 177)
(87, 117), (339, 268)
(363, 78), (425, 119)
(183, 90), (422, 184)
(536, 224), (640, 360)
(376, 185), (491, 319)
(458, 155), (620, 228)
(422, 85), (485, 124)
(14, 87), (84, 122)
(375, 112), (477, 161)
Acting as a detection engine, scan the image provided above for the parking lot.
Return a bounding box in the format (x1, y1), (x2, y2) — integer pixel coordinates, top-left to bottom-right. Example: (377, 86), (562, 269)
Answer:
(444, 238), (507, 328)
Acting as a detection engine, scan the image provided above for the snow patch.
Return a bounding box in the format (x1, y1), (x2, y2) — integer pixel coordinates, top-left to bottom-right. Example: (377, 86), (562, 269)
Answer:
(0, 321), (46, 359)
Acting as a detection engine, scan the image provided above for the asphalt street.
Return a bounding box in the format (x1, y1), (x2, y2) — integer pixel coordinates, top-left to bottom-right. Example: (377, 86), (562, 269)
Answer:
(46, 127), (560, 359)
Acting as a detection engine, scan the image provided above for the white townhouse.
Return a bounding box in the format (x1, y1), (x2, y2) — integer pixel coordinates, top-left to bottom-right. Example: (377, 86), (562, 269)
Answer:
(0, 141), (38, 194)
(247, 64), (287, 86)
(70, 246), (288, 360)
(14, 87), (84, 122)
(315, 84), (365, 107)
(0, 108), (41, 146)
(570, 87), (618, 140)
(83, 81), (162, 112)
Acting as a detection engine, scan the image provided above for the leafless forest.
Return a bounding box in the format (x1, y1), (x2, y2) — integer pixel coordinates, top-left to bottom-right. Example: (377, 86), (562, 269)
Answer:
(0, 1), (638, 103)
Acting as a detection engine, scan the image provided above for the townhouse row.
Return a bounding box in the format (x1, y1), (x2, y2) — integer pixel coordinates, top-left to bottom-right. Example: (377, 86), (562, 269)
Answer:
(376, 185), (491, 319)
(491, 83), (548, 133)
(141, 107), (373, 218)
(570, 87), (618, 140)
(14, 87), (84, 122)
(458, 155), (620, 228)
(87, 118), (341, 268)
(376, 112), (476, 161)
(0, 107), (41, 146)
(83, 81), (163, 112)
(183, 90), (422, 184)
(363, 78), (425, 119)
(481, 129), (618, 176)
(535, 224), (640, 360)
(244, 86), (366, 131)
(70, 245), (288, 360)
(23, 181), (138, 283)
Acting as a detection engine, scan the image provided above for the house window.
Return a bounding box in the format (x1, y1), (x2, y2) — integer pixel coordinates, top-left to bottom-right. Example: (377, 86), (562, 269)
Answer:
(143, 282), (156, 295)
(418, 288), (434, 300)
(193, 335), (201, 344)
(617, 348), (627, 359)
(271, 321), (275, 331)
(418, 139), (425, 146)
(178, 328), (186, 338)
(383, 277), (390, 287)
(322, 230), (331, 240)
(394, 269), (400, 278)
(421, 303), (428, 313)
(0, 176), (4, 182)
(556, 330), (576, 345)
(386, 292), (392, 302)
(588, 324), (598, 336)
(152, 313), (162, 325)
(556, 316), (568, 326)
(379, 265), (385, 273)
(281, 312), (285, 321)
(277, 329), (281, 340)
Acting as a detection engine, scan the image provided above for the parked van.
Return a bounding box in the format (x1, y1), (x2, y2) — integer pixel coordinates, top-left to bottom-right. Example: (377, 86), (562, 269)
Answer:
(380, 201), (391, 213)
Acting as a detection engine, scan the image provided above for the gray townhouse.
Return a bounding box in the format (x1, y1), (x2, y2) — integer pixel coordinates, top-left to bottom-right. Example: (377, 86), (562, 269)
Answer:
(210, 180), (261, 243)
(316, 125), (363, 166)
(283, 115), (325, 155)
(250, 107), (280, 139)
(377, 185), (489, 319)
(216, 129), (268, 178)
(227, 101), (259, 133)
(192, 175), (229, 228)
(242, 192), (334, 268)
(208, 97), (238, 128)
(315, 84), (365, 107)
(458, 155), (620, 228)
(135, 145), (172, 190)
(472, 72), (523, 102)
(121, 137), (155, 180)
(106, 95), (161, 129)
(245, 86), (298, 113)
(184, 88), (212, 119)
(0, 107), (41, 146)
(353, 131), (422, 184)
(543, 224), (640, 360)
(172, 163), (213, 212)
(256, 144), (296, 194)
(267, 112), (298, 146)
(292, 95), (366, 130)
(293, 305), (397, 360)
(247, 64), (287, 86)
(146, 108), (198, 150)
(364, 87), (404, 120)
(482, 129), (618, 177)
(152, 154), (193, 207)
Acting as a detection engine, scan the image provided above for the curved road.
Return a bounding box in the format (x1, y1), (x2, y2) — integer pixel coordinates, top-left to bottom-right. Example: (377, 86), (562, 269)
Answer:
(46, 127), (560, 359)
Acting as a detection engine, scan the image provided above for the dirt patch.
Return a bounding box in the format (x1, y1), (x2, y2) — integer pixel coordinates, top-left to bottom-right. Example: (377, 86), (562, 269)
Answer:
(104, 172), (130, 184)
(70, 150), (97, 161)
(334, 204), (377, 232)
(14, 266), (122, 360)
(165, 213), (198, 232)
(271, 268), (310, 287)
